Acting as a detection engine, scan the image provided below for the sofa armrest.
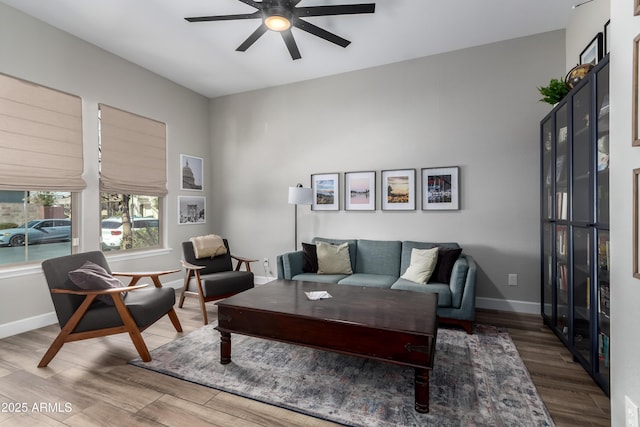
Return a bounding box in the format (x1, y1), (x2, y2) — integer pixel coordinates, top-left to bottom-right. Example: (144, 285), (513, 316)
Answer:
(277, 251), (305, 280)
(450, 254), (477, 320)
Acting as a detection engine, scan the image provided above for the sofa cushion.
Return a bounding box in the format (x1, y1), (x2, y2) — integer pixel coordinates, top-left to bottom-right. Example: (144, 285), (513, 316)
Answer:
(400, 241), (460, 277)
(338, 273), (397, 288)
(301, 242), (318, 273)
(430, 247), (463, 284)
(292, 273), (348, 284)
(400, 247), (438, 284)
(313, 238), (357, 272)
(316, 242), (353, 274)
(391, 278), (452, 307)
(355, 239), (401, 276)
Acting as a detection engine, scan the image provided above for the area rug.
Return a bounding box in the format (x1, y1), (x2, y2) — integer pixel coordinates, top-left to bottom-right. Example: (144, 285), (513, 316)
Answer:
(130, 324), (554, 427)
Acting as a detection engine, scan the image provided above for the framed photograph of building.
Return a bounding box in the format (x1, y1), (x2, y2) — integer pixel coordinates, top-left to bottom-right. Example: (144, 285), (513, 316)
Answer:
(345, 171), (375, 211)
(381, 169), (415, 211)
(180, 154), (203, 191)
(311, 173), (339, 211)
(178, 195), (205, 224)
(422, 166), (460, 211)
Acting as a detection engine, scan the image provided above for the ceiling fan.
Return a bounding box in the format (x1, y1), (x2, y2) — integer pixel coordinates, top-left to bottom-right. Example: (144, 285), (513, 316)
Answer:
(185, 0), (376, 60)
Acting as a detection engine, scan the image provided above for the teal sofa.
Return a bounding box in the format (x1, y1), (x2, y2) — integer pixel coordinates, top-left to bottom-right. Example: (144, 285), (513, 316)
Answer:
(276, 237), (477, 334)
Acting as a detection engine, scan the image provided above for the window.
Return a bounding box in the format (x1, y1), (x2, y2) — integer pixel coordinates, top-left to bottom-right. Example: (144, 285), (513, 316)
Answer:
(98, 104), (167, 252)
(0, 74), (84, 267)
(0, 191), (74, 266)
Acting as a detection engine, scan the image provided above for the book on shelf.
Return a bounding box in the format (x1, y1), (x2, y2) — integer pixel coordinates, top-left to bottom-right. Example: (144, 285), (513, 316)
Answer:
(556, 192), (568, 220)
(599, 282), (610, 318)
(599, 332), (610, 368)
(558, 263), (568, 291)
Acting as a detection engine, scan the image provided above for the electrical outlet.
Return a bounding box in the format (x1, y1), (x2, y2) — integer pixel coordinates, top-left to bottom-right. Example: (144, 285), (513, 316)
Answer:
(508, 274), (518, 286)
(626, 396), (639, 427)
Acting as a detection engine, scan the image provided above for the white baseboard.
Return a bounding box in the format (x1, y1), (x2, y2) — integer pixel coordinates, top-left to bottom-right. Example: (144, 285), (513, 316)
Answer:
(476, 297), (541, 315)
(0, 312), (58, 339)
(254, 276), (276, 285)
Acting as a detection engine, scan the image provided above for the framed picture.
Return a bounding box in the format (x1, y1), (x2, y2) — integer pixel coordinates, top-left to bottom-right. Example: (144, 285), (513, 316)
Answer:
(345, 171), (375, 211)
(604, 20), (610, 55)
(311, 173), (339, 211)
(422, 166), (460, 211)
(635, 169), (640, 279)
(579, 33), (603, 66)
(180, 154), (203, 191)
(634, 34), (640, 146)
(381, 169), (415, 211)
(636, 0), (640, 16)
(178, 195), (206, 224)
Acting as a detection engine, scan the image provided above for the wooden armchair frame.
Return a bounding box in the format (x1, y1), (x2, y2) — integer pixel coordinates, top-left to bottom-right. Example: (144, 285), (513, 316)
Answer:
(38, 269), (182, 368)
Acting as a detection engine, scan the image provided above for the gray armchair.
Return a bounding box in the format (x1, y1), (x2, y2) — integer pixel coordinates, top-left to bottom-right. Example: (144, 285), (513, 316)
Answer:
(179, 239), (255, 324)
(39, 251), (182, 367)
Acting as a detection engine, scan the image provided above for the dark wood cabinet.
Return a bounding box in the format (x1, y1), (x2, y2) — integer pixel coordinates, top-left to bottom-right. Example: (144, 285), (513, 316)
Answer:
(540, 55), (609, 395)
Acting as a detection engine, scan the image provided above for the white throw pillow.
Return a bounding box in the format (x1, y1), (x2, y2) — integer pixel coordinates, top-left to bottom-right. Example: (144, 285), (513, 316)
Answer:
(400, 247), (439, 284)
(316, 241), (353, 275)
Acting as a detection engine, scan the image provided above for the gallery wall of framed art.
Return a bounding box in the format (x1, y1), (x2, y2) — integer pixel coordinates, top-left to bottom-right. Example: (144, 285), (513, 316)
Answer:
(309, 166), (461, 212)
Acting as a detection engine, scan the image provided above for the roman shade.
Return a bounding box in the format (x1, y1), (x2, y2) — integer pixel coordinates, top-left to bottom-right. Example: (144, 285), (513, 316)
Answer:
(0, 73), (86, 191)
(99, 104), (167, 196)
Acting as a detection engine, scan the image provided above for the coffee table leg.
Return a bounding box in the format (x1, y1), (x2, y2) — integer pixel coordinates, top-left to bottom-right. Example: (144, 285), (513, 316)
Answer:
(414, 368), (430, 413)
(220, 331), (231, 365)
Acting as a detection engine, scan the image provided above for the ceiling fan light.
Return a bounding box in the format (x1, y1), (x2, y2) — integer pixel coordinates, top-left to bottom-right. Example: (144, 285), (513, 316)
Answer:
(264, 14), (291, 31)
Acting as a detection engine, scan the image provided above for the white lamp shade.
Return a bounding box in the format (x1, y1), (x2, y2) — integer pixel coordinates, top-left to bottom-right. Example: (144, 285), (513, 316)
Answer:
(288, 186), (313, 205)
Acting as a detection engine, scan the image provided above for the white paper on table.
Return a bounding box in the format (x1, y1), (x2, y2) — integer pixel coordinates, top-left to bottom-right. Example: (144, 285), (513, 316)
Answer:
(305, 291), (332, 300)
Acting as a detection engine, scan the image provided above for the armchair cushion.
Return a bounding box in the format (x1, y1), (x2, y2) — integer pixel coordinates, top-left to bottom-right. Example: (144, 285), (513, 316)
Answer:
(72, 287), (176, 332)
(68, 261), (125, 305)
(199, 271), (254, 298)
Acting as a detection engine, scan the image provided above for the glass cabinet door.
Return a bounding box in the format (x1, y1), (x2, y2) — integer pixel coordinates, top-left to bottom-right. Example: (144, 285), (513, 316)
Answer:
(555, 104), (569, 221)
(572, 227), (592, 362)
(542, 117), (554, 221)
(556, 224), (569, 338)
(542, 223), (554, 319)
(597, 230), (610, 383)
(596, 63), (610, 227)
(595, 61), (610, 391)
(572, 82), (593, 225)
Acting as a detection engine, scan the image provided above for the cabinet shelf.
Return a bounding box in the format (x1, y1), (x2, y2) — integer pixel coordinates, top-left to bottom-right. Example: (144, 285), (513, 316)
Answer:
(540, 56), (609, 396)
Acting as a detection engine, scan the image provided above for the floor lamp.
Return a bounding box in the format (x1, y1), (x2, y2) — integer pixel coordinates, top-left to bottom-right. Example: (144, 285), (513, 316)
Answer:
(288, 184), (313, 251)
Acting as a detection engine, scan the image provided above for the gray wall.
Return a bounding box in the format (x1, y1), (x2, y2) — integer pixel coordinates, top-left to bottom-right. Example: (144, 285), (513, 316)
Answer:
(209, 30), (566, 311)
(0, 3), (212, 333)
(609, 0), (640, 424)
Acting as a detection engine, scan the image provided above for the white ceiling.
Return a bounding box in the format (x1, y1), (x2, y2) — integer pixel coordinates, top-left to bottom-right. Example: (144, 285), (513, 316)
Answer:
(1, 0), (576, 98)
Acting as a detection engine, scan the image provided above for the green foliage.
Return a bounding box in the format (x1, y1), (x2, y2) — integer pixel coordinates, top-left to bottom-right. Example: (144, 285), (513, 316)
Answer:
(29, 191), (57, 206)
(0, 223), (18, 230)
(538, 78), (570, 105)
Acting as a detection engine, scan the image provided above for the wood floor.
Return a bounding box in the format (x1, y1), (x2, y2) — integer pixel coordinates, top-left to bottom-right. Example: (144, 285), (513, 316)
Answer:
(0, 299), (610, 426)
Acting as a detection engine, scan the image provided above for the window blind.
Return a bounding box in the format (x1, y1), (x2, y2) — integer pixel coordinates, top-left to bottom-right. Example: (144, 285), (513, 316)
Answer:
(0, 73), (86, 191)
(99, 104), (167, 196)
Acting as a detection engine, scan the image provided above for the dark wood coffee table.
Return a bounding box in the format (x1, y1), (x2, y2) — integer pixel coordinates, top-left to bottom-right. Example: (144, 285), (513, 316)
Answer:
(215, 279), (438, 413)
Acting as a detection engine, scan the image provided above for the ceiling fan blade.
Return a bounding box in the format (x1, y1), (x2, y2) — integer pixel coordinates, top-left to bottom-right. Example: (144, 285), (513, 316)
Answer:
(185, 12), (261, 22)
(236, 0), (261, 7)
(236, 24), (268, 52)
(281, 29), (302, 60)
(293, 18), (350, 48)
(295, 4), (375, 18)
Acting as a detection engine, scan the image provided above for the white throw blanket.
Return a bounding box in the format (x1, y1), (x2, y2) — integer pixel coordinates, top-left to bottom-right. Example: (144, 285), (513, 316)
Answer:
(190, 234), (227, 259)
